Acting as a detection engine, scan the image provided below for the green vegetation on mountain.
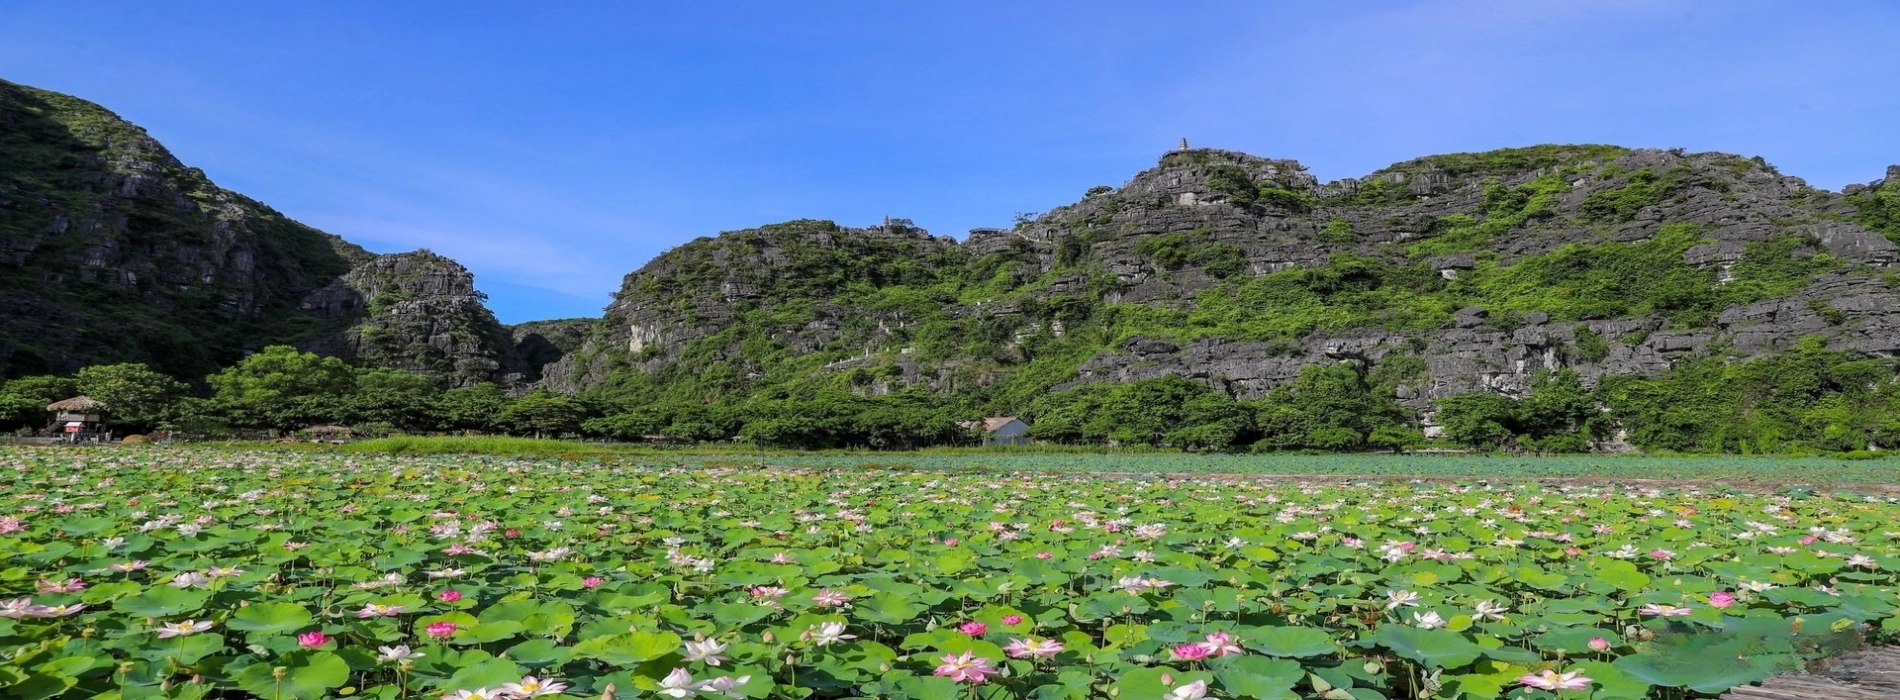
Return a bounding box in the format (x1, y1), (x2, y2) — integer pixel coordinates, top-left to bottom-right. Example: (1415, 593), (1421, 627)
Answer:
(11, 78), (1900, 454)
(0, 79), (374, 379)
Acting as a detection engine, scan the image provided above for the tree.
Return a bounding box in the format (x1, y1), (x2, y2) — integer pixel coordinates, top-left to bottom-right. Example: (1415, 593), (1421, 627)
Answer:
(341, 368), (440, 432)
(0, 393), (44, 431)
(1252, 362), (1413, 451)
(438, 383), (511, 433)
(1433, 393), (1519, 449)
(75, 363), (187, 429)
(1088, 375), (1231, 447)
(206, 346), (358, 430)
(1517, 370), (1601, 440)
(1023, 384), (1114, 444)
(583, 410), (670, 441)
(2, 375), (78, 405)
(497, 391), (586, 438)
(1367, 426), (1424, 453)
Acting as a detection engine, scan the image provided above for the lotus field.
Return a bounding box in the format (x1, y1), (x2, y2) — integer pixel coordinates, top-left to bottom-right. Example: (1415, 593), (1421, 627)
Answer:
(5, 449), (1900, 699)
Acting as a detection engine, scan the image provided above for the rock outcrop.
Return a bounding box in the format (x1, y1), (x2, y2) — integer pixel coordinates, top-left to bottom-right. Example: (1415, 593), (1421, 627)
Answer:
(296, 251), (523, 387)
(0, 78), (523, 385)
(0, 78), (374, 378)
(541, 145), (1900, 421)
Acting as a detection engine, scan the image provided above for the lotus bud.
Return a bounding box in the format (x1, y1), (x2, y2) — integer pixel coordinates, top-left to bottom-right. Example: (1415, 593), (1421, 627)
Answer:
(1159, 673), (1174, 686)
(192, 675), (203, 684)
(600, 683), (616, 700)
(160, 679), (172, 691)
(761, 631), (774, 643)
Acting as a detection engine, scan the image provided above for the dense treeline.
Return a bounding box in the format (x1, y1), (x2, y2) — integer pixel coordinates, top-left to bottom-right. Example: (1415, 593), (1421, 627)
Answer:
(6, 340), (1900, 455)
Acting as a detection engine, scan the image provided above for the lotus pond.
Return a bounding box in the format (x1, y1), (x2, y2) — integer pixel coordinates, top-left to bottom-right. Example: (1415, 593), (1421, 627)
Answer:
(4, 447), (1900, 699)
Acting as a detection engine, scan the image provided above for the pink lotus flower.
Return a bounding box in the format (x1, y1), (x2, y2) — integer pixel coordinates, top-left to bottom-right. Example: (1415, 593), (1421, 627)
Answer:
(1648, 549), (1674, 560)
(357, 603), (407, 618)
(943, 538), (959, 546)
(1004, 637), (1064, 658)
(0, 516), (24, 534)
(811, 589), (850, 607)
(1588, 637), (1612, 652)
(1001, 614), (1024, 625)
(1638, 603), (1692, 617)
(1708, 591), (1736, 609)
(1034, 551), (1052, 560)
(425, 621), (458, 638)
(958, 621), (987, 636)
(1799, 535), (1819, 545)
(1517, 669), (1593, 691)
(1199, 631), (1244, 657)
(498, 676), (568, 698)
(36, 577), (85, 593)
(1170, 643), (1212, 661)
(582, 576), (603, 588)
(297, 631), (330, 648)
(437, 590), (463, 602)
(932, 651), (997, 683)
(1166, 679), (1210, 700)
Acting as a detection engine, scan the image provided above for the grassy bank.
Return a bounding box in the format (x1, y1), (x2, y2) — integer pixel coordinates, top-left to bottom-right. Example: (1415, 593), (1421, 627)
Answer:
(296, 435), (1900, 485)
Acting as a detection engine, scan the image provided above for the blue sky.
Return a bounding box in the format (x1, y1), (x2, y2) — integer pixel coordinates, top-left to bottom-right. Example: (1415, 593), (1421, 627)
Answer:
(4, 1), (1898, 323)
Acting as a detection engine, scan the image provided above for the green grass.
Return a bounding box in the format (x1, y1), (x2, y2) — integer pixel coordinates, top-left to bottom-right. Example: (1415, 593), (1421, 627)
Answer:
(673, 452), (1900, 484)
(341, 435), (645, 457)
(306, 436), (1900, 485)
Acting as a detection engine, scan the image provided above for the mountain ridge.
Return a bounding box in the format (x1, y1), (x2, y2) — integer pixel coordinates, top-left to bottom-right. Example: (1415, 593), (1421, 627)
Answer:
(11, 76), (1900, 452)
(0, 78), (535, 385)
(533, 144), (1900, 426)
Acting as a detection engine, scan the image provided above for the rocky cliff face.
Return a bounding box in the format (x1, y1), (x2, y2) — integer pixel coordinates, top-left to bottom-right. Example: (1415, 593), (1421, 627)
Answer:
(0, 79), (521, 384)
(509, 318), (594, 385)
(536, 219), (967, 394)
(1038, 147), (1900, 410)
(296, 251), (525, 387)
(548, 145), (1900, 425)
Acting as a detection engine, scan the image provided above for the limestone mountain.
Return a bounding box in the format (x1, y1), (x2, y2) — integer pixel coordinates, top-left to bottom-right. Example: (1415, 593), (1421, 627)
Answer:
(294, 250), (525, 388)
(541, 145), (1900, 425)
(0, 78), (526, 385)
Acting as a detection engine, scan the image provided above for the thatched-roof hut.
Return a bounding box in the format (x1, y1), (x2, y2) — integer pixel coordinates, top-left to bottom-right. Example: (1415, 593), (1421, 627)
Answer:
(47, 396), (108, 442)
(46, 396), (106, 413)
